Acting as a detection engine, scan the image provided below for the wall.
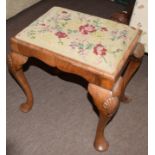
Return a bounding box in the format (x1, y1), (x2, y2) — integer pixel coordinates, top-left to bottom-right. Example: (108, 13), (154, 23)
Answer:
(6, 0), (41, 19)
(129, 0), (148, 52)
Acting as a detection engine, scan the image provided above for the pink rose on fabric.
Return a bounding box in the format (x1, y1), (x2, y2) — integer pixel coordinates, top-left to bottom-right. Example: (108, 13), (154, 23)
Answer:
(79, 24), (96, 35)
(101, 27), (108, 31)
(93, 44), (107, 56)
(55, 32), (67, 38)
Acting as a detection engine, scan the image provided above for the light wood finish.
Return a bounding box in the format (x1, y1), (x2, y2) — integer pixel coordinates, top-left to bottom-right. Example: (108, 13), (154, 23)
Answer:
(8, 33), (144, 151)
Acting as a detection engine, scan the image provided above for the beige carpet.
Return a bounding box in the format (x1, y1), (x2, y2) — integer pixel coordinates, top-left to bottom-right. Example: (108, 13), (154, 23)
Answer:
(6, 0), (148, 155)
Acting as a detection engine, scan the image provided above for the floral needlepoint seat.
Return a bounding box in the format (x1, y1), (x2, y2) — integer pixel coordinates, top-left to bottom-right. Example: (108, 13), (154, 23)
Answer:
(16, 6), (140, 75)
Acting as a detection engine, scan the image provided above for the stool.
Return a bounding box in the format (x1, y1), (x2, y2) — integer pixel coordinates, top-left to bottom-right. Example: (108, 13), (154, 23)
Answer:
(8, 7), (144, 152)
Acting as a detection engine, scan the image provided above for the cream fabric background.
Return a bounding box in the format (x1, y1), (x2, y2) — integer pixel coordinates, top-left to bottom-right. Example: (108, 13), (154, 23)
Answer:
(6, 0), (41, 19)
(129, 0), (148, 52)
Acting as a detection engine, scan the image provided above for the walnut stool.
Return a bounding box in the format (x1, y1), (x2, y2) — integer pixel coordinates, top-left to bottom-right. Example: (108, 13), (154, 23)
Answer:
(8, 7), (144, 152)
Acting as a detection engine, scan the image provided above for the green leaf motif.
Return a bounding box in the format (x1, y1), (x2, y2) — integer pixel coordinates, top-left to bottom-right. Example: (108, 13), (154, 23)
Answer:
(122, 41), (126, 45)
(93, 19), (100, 27)
(111, 37), (115, 41)
(61, 22), (67, 27)
(93, 20), (98, 24)
(58, 39), (64, 45)
(79, 43), (84, 49)
(73, 30), (78, 33)
(67, 29), (72, 34)
(86, 43), (93, 50)
(67, 29), (78, 34)
(31, 36), (36, 39)
(103, 56), (107, 63)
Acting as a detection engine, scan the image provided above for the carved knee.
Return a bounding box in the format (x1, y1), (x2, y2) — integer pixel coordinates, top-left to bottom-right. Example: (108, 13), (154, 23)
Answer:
(133, 43), (144, 59)
(103, 96), (119, 116)
(88, 83), (120, 117)
(88, 76), (123, 116)
(8, 52), (28, 73)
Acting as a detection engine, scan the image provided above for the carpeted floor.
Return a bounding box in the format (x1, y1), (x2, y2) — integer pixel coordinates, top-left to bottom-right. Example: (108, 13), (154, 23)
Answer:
(6, 0), (148, 155)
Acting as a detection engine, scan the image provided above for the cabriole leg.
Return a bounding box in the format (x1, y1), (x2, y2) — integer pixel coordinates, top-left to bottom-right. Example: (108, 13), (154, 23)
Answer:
(120, 43), (144, 103)
(8, 51), (33, 112)
(88, 83), (120, 152)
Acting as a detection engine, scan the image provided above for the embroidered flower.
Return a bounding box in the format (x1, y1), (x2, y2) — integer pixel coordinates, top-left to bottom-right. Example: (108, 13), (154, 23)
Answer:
(93, 44), (107, 56)
(117, 30), (128, 41)
(58, 11), (71, 20)
(40, 23), (46, 26)
(101, 27), (108, 31)
(62, 11), (68, 14)
(79, 24), (96, 35)
(55, 31), (67, 38)
(111, 30), (118, 35)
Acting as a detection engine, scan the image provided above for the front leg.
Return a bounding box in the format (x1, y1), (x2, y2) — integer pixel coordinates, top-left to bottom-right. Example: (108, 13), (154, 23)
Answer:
(88, 83), (120, 151)
(8, 51), (33, 112)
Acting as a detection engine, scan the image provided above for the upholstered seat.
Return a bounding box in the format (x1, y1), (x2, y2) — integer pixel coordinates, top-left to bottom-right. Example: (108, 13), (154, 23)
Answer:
(16, 6), (139, 74)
